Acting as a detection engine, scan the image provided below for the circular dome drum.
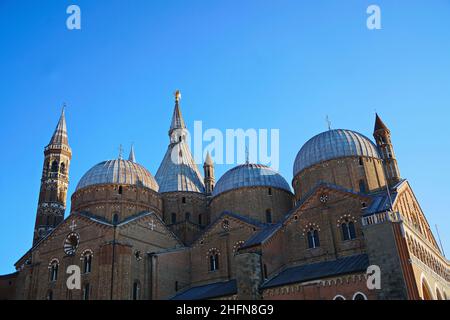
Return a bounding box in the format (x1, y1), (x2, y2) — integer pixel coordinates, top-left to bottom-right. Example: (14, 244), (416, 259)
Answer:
(293, 129), (380, 177)
(76, 159), (159, 192)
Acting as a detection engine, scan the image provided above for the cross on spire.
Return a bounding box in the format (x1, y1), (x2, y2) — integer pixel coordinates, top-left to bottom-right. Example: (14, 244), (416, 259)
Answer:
(118, 144), (124, 160)
(326, 115), (332, 131)
(69, 220), (77, 232)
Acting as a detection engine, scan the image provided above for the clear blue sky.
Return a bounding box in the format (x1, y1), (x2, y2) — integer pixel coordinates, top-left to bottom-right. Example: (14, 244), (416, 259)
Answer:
(1, 1), (449, 274)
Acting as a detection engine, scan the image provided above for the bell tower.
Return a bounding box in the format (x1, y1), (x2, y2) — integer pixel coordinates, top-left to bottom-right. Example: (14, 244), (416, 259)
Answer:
(373, 113), (401, 186)
(33, 107), (72, 245)
(203, 151), (215, 195)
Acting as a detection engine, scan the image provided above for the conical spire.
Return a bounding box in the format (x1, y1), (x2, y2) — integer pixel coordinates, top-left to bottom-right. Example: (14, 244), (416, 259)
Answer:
(48, 105), (69, 146)
(169, 90), (186, 133)
(374, 113), (389, 132)
(156, 90), (205, 193)
(204, 151), (213, 165)
(129, 144), (136, 162)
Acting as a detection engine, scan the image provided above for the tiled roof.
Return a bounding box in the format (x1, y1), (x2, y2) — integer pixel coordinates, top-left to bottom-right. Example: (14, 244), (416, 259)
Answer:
(171, 280), (237, 300)
(261, 254), (369, 289)
(293, 129), (380, 176)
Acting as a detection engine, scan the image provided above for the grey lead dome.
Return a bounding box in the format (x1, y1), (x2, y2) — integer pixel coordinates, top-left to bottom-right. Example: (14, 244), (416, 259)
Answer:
(76, 159), (159, 191)
(212, 163), (292, 197)
(293, 129), (380, 177)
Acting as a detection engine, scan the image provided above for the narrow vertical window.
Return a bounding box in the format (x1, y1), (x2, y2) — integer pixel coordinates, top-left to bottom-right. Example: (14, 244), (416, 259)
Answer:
(83, 252), (93, 274)
(82, 283), (90, 300)
(112, 214), (119, 225)
(342, 223), (350, 241)
(171, 213), (177, 224)
(307, 229), (320, 248)
(359, 180), (367, 193)
(209, 251), (219, 271)
(266, 209), (272, 223)
(49, 260), (59, 282)
(198, 214), (203, 225)
(132, 281), (140, 300)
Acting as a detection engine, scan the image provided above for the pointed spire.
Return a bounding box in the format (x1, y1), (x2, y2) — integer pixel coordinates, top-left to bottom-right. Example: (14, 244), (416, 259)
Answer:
(170, 90), (186, 132)
(374, 113), (389, 132)
(204, 151), (213, 165)
(48, 105), (69, 146)
(129, 144), (136, 162)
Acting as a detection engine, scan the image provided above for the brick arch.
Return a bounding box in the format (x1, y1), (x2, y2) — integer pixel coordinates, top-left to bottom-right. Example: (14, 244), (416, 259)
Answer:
(420, 274), (434, 300)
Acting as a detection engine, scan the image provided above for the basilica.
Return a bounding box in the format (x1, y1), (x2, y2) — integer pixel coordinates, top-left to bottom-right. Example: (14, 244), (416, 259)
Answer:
(0, 92), (449, 300)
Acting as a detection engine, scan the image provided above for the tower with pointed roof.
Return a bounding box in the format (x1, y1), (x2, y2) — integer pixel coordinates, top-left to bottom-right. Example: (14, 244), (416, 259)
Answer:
(203, 152), (215, 195)
(33, 107), (72, 245)
(155, 91), (208, 244)
(373, 113), (401, 186)
(155, 91), (205, 194)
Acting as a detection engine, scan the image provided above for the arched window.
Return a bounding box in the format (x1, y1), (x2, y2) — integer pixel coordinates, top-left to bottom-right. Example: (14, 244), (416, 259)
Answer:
(82, 283), (90, 300)
(209, 251), (219, 271)
(421, 278), (433, 300)
(307, 229), (320, 248)
(359, 180), (367, 193)
(60, 162), (66, 174)
(132, 281), (140, 300)
(51, 160), (59, 173)
(46, 290), (53, 300)
(171, 213), (177, 224)
(266, 209), (272, 223)
(185, 212), (191, 221)
(341, 220), (356, 241)
(118, 186), (123, 195)
(353, 292), (367, 300)
(112, 214), (119, 225)
(49, 259), (59, 282)
(182, 197), (186, 204)
(359, 157), (364, 166)
(333, 295), (345, 300)
(82, 250), (93, 274)
(268, 188), (272, 196)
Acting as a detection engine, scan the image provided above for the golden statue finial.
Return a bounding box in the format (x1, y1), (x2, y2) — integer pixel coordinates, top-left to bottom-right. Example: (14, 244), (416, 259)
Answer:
(174, 90), (181, 102)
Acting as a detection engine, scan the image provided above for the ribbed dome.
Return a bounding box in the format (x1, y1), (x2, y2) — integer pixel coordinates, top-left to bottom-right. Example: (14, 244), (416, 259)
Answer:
(213, 163), (291, 196)
(76, 159), (159, 191)
(293, 129), (380, 176)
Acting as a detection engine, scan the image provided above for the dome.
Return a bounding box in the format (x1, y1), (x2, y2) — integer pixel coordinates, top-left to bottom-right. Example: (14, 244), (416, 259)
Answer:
(293, 129), (380, 176)
(212, 163), (291, 197)
(76, 159), (159, 192)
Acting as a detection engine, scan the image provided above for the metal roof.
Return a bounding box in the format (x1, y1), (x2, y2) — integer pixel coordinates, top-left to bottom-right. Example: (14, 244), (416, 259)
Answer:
(155, 141), (205, 193)
(76, 159), (159, 191)
(155, 95), (205, 193)
(212, 163), (291, 197)
(261, 254), (369, 289)
(171, 280), (237, 300)
(293, 129), (380, 176)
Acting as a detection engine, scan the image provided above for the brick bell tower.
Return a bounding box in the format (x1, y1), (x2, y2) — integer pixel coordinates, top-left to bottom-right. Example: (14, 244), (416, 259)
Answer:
(373, 113), (401, 186)
(33, 107), (72, 245)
